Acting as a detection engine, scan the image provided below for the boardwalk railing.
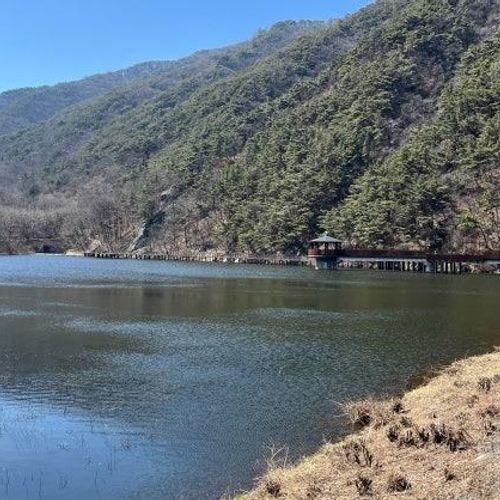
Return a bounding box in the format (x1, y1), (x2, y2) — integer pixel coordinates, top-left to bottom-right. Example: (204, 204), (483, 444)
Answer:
(84, 247), (500, 273)
(83, 252), (307, 266)
(308, 247), (500, 263)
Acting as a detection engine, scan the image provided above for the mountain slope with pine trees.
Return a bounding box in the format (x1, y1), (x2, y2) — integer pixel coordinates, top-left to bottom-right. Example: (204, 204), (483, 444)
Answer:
(0, 0), (498, 255)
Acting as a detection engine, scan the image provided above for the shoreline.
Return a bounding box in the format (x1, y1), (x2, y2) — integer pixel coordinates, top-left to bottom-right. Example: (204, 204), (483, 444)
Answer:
(238, 349), (500, 499)
(2, 252), (499, 274)
(82, 252), (500, 275)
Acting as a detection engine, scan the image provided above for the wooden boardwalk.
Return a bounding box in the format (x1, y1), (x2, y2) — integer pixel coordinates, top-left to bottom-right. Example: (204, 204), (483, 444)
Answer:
(83, 252), (307, 266)
(83, 248), (500, 274)
(310, 248), (500, 273)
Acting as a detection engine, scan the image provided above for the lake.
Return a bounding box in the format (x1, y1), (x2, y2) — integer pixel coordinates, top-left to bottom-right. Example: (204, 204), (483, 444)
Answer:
(0, 255), (498, 499)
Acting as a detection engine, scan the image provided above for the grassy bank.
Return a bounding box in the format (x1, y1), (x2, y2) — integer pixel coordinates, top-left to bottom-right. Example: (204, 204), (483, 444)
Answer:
(239, 349), (500, 499)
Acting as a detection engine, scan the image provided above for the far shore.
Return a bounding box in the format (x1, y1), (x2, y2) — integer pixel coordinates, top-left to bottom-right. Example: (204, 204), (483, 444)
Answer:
(238, 349), (500, 499)
(2, 250), (499, 274)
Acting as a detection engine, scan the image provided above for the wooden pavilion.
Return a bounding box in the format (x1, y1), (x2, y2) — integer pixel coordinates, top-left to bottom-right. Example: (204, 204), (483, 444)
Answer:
(308, 234), (343, 256)
(307, 234), (343, 269)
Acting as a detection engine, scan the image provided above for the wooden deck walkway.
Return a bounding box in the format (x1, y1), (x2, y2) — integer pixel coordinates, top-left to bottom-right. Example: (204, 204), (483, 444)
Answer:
(309, 248), (500, 273)
(83, 252), (307, 266)
(83, 248), (500, 274)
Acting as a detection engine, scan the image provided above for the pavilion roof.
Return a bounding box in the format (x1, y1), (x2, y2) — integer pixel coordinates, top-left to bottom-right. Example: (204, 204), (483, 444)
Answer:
(309, 234), (343, 244)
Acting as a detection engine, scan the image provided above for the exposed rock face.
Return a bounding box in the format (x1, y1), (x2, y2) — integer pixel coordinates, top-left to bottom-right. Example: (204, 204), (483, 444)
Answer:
(128, 211), (166, 253)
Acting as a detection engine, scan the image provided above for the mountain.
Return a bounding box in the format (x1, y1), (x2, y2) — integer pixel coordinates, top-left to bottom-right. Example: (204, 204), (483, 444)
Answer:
(0, 20), (320, 138)
(0, 62), (173, 136)
(0, 0), (498, 255)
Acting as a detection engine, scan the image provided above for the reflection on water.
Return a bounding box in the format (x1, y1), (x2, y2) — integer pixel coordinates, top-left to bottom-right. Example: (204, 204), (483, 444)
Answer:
(0, 255), (498, 499)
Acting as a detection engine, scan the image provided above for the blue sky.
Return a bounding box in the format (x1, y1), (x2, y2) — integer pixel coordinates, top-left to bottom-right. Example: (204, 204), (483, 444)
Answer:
(0, 0), (372, 92)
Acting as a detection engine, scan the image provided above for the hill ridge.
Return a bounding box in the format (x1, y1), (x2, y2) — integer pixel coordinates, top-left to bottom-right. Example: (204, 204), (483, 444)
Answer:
(0, 0), (498, 255)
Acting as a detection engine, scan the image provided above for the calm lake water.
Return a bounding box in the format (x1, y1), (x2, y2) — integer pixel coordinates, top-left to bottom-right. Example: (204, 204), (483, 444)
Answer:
(0, 255), (498, 499)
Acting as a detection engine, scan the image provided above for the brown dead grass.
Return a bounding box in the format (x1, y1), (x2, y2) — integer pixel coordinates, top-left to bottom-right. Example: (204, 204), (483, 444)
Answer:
(237, 349), (500, 499)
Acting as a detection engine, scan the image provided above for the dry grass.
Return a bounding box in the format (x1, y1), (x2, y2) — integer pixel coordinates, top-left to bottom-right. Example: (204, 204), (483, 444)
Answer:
(237, 349), (500, 499)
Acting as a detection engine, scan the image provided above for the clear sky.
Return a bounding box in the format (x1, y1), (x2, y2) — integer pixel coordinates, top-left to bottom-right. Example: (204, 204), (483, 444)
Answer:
(0, 0), (372, 93)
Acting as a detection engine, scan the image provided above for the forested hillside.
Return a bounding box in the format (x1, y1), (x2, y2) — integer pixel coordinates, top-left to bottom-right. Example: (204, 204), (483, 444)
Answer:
(0, 62), (174, 136)
(0, 0), (498, 255)
(0, 20), (317, 138)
